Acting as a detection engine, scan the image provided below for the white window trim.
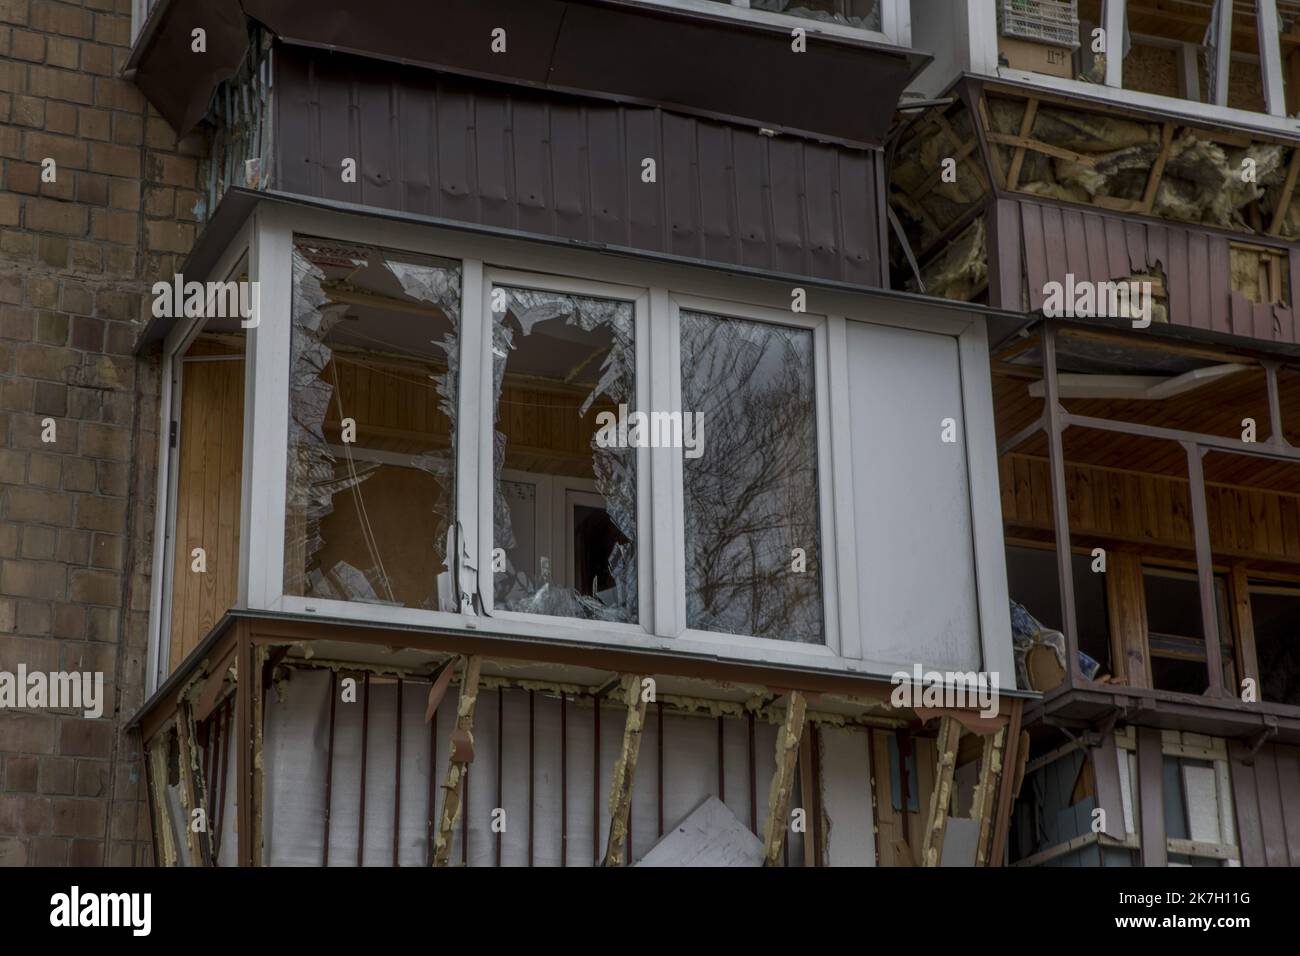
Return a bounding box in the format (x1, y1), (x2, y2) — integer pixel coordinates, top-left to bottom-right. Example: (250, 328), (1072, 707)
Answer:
(969, 0), (1298, 134)
(222, 202), (1011, 681)
(635, 0), (912, 47)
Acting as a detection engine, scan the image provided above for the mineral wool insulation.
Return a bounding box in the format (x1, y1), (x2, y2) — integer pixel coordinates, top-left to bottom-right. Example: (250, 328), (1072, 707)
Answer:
(986, 99), (1300, 235)
(252, 668), (881, 866)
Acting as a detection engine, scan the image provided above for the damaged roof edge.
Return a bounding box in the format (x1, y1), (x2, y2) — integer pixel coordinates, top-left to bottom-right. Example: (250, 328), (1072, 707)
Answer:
(123, 0), (251, 133)
(135, 187), (1032, 355)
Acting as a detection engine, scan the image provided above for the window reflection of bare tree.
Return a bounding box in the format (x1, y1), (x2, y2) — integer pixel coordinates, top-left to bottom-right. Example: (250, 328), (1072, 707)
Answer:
(682, 313), (823, 644)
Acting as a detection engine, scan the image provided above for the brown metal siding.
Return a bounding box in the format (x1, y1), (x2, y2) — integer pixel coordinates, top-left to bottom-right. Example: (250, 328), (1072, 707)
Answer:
(274, 47), (884, 285)
(1228, 741), (1300, 866)
(999, 198), (1298, 347)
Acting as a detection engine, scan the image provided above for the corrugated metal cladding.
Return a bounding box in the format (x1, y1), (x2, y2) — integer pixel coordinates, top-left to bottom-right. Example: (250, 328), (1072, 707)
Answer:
(1227, 741), (1300, 866)
(997, 198), (1300, 347)
(274, 47), (885, 285)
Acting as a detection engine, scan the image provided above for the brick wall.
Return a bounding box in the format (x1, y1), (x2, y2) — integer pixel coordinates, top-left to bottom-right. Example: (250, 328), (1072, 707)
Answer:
(0, 0), (204, 866)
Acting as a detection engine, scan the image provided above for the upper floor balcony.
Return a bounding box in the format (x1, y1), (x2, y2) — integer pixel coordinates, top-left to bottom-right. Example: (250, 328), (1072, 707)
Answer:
(910, 0), (1300, 138)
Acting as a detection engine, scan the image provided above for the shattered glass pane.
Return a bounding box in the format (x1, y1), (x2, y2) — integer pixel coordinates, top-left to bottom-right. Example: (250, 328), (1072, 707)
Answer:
(749, 0), (880, 30)
(490, 286), (637, 623)
(680, 311), (824, 643)
(285, 237), (460, 611)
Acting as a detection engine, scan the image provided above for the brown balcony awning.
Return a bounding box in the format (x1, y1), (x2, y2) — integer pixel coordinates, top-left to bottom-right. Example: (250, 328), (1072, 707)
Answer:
(129, 0), (925, 147)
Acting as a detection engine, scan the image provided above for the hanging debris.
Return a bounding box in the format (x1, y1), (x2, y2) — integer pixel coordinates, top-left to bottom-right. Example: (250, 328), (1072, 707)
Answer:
(918, 218), (988, 302)
(983, 92), (1300, 235)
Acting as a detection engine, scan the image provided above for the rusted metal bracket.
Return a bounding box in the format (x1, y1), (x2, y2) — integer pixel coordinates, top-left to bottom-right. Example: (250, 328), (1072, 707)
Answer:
(432, 655), (482, 866)
(761, 691), (807, 866)
(602, 674), (648, 867)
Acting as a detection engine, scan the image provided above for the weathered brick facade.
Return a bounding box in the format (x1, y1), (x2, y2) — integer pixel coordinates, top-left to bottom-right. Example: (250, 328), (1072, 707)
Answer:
(0, 0), (202, 866)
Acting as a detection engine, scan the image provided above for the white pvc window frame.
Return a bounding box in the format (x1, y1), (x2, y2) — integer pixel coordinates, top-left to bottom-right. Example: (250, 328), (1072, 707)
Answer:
(967, 0), (1296, 133)
(477, 267), (653, 638)
(165, 200), (1013, 682)
(639, 0), (911, 46)
(667, 293), (842, 659)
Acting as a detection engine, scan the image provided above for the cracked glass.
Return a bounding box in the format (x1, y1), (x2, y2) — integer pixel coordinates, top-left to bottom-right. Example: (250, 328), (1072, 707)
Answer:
(489, 285), (638, 624)
(285, 237), (460, 610)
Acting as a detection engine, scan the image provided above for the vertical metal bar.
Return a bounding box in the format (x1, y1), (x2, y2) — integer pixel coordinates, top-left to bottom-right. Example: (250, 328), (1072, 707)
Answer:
(1043, 322), (1080, 680)
(1265, 362), (1287, 448)
(809, 724), (822, 867)
(461, 761), (468, 866)
(213, 699), (230, 862)
(657, 700), (664, 837)
(1258, 0), (1286, 116)
(1212, 0), (1233, 106)
(1185, 442), (1226, 695)
(866, 727), (880, 866)
(496, 686), (503, 867)
(426, 690), (437, 866)
(1102, 0), (1125, 87)
(748, 711), (757, 834)
(235, 625), (252, 867)
(593, 693), (600, 866)
(717, 716), (726, 803)
(393, 677), (402, 867)
(1137, 726), (1169, 866)
(560, 691), (568, 868)
(357, 671), (370, 867)
(528, 689), (535, 867)
(142, 738), (162, 867)
(897, 731), (912, 841)
(322, 670), (337, 866)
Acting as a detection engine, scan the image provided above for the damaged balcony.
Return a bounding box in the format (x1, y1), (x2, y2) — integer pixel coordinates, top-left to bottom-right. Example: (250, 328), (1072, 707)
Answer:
(887, 82), (1300, 349)
(910, 0), (1300, 136)
(129, 190), (1030, 865)
(130, 613), (1028, 867)
(992, 320), (1300, 865)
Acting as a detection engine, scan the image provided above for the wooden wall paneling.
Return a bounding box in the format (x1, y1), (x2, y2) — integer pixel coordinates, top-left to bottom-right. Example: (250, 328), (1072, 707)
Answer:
(169, 358), (245, 675)
(999, 453), (1300, 565)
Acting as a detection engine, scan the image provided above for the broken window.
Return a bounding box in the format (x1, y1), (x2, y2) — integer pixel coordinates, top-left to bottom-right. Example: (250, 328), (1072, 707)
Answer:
(1249, 582), (1300, 706)
(1143, 567), (1234, 694)
(702, 0), (881, 30)
(680, 311), (824, 643)
(490, 285), (638, 623)
(285, 238), (461, 610)
(1004, 545), (1112, 682)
